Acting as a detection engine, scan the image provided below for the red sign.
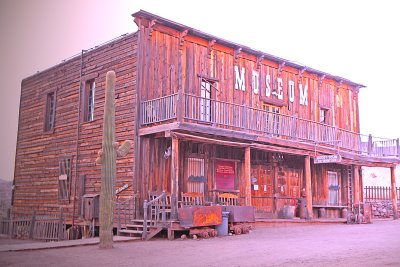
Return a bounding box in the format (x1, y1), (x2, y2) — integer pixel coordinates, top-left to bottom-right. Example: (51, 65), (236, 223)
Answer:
(216, 161), (235, 190)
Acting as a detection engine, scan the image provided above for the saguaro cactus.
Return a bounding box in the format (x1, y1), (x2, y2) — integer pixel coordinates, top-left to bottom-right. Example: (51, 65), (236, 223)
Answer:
(97, 71), (131, 249)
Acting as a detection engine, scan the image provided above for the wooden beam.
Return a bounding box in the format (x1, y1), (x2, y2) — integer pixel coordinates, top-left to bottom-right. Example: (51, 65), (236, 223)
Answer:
(170, 137), (179, 220)
(354, 165), (360, 204)
(391, 166), (398, 220)
(244, 147), (251, 206)
(305, 156), (312, 219)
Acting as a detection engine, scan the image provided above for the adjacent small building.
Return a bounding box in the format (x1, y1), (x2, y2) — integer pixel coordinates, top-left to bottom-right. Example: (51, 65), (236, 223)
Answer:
(12, 10), (400, 236)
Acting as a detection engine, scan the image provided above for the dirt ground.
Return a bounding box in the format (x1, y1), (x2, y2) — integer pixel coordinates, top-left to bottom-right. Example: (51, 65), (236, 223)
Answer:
(1, 219), (400, 267)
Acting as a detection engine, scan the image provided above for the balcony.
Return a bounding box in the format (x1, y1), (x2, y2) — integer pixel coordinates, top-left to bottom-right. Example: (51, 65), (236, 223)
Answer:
(140, 93), (400, 159)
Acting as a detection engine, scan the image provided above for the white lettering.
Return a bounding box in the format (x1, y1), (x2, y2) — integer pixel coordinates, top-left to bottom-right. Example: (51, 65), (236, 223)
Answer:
(252, 70), (259, 94)
(288, 80), (295, 103)
(277, 77), (283, 100)
(234, 66), (245, 91)
(265, 74), (271, 97)
(299, 83), (308, 106)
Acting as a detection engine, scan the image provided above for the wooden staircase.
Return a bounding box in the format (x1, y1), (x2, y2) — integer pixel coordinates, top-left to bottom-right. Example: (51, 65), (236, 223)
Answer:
(118, 219), (164, 240)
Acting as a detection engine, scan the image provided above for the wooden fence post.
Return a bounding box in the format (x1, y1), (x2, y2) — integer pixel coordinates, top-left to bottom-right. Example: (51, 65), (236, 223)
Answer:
(29, 211), (36, 240)
(58, 208), (64, 241)
(391, 166), (398, 220)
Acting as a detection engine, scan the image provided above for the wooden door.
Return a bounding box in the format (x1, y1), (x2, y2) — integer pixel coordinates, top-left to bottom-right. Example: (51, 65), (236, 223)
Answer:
(251, 165), (274, 218)
(328, 171), (339, 205)
(275, 167), (302, 216)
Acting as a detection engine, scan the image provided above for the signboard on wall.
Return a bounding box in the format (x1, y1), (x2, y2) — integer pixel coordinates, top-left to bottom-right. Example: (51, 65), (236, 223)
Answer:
(314, 154), (342, 164)
(216, 161), (235, 190)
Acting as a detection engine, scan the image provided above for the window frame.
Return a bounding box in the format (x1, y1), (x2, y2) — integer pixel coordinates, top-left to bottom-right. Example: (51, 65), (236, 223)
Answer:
(44, 90), (57, 133)
(58, 156), (72, 201)
(82, 79), (96, 123)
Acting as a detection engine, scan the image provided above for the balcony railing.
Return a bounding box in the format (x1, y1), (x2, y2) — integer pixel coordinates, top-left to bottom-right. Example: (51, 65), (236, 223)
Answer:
(140, 93), (400, 158)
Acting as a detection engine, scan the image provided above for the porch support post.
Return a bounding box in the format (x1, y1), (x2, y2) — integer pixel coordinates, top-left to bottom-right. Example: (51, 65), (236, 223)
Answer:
(305, 156), (313, 219)
(390, 166), (398, 220)
(170, 137), (179, 220)
(354, 165), (360, 204)
(244, 146), (251, 206)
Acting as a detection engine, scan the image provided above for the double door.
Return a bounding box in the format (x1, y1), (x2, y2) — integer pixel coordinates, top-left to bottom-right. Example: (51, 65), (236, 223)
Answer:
(251, 164), (302, 218)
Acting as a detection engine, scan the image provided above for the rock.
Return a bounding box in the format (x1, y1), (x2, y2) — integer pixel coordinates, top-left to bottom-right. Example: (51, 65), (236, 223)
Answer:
(193, 234), (197, 239)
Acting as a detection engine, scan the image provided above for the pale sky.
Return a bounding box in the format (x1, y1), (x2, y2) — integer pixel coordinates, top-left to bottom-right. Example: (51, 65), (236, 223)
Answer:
(1, 0), (399, 181)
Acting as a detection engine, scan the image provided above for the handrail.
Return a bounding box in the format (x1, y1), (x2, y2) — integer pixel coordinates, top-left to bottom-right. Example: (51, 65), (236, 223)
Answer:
(116, 195), (137, 235)
(140, 93), (400, 158)
(142, 191), (167, 240)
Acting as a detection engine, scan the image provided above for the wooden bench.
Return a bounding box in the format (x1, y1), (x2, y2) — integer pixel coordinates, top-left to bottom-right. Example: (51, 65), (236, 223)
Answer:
(217, 192), (239, 206)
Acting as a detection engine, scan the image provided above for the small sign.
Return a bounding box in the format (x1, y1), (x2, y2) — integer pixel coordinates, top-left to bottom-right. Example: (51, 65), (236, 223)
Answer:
(115, 184), (129, 195)
(59, 174), (67, 180)
(314, 154), (342, 164)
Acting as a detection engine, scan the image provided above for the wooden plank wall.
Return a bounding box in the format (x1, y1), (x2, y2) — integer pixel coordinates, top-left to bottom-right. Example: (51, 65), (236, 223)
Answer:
(13, 33), (138, 223)
(139, 18), (360, 132)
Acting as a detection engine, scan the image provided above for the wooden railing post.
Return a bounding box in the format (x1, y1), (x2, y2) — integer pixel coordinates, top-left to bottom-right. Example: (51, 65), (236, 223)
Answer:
(243, 105), (248, 130)
(142, 200), (148, 239)
(176, 90), (183, 122)
(391, 166), (398, 220)
(367, 134), (373, 155)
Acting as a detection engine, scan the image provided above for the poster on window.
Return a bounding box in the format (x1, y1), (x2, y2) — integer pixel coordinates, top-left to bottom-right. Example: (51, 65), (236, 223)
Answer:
(215, 160), (235, 190)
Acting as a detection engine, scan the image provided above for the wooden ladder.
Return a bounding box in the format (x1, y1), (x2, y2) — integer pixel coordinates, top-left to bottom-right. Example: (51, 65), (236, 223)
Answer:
(347, 166), (354, 211)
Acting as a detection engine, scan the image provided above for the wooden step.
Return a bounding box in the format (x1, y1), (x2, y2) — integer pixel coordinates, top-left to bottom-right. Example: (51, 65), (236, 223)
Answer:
(119, 229), (147, 235)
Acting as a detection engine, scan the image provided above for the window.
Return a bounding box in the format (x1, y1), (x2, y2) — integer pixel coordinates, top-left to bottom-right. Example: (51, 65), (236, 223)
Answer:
(186, 157), (205, 193)
(328, 171), (340, 205)
(319, 108), (328, 124)
(83, 79), (95, 122)
(200, 78), (213, 122)
(44, 91), (56, 132)
(58, 157), (72, 200)
(263, 103), (280, 136)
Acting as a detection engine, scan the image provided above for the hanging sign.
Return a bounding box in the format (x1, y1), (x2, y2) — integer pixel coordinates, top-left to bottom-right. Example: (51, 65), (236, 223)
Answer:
(314, 154), (342, 164)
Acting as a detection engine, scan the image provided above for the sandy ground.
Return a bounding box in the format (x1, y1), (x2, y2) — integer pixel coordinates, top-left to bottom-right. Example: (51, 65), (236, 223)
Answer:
(1, 220), (400, 267)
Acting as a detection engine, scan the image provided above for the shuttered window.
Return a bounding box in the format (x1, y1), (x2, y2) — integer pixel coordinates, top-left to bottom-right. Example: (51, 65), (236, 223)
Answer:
(58, 157), (72, 200)
(44, 91), (56, 132)
(187, 157), (205, 193)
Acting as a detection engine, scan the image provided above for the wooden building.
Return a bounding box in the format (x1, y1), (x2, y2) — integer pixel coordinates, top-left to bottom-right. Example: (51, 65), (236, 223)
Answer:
(12, 10), (400, 237)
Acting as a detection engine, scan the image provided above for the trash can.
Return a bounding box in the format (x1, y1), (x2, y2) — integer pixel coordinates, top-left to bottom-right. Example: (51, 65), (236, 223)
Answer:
(216, 211), (230, 236)
(298, 198), (306, 219)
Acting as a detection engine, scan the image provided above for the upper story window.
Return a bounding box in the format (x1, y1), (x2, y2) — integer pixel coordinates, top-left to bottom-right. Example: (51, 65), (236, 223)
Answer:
(83, 79), (95, 122)
(262, 103), (280, 136)
(319, 108), (328, 124)
(199, 78), (217, 122)
(44, 91), (56, 132)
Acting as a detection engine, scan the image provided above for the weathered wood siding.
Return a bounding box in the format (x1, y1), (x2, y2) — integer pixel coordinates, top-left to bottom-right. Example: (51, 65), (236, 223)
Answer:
(138, 17), (360, 133)
(13, 33), (138, 222)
